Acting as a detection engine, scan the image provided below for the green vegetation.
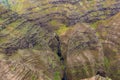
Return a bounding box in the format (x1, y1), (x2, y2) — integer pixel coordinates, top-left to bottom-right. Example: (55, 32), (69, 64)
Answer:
(48, 57), (56, 69)
(0, 17), (4, 23)
(56, 24), (69, 35)
(90, 21), (99, 29)
(50, 20), (70, 35)
(60, 65), (65, 70)
(54, 71), (61, 80)
(50, 20), (58, 26)
(0, 1), (120, 80)
(0, 54), (5, 60)
(82, 65), (92, 77)
(103, 57), (111, 72)
(10, 66), (16, 71)
(8, 19), (22, 28)
(32, 75), (37, 80)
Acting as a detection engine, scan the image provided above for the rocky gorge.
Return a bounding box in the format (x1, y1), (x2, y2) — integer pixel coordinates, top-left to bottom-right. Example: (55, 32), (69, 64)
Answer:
(0, 0), (120, 80)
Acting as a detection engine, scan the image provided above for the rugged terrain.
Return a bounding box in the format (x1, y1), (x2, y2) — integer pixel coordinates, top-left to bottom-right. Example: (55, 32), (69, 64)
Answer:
(0, 0), (120, 80)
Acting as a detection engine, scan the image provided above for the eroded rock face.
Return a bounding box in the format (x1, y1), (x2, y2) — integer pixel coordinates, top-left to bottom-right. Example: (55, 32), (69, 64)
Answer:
(1, 0), (120, 27)
(0, 5), (63, 80)
(0, 0), (120, 80)
(96, 13), (120, 80)
(0, 5), (59, 55)
(59, 23), (104, 80)
(0, 49), (62, 80)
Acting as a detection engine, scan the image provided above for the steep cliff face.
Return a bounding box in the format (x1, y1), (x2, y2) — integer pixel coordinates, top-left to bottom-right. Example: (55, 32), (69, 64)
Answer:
(1, 0), (120, 25)
(59, 23), (104, 80)
(0, 5), (63, 80)
(95, 13), (120, 80)
(67, 24), (103, 79)
(0, 0), (120, 80)
(0, 4), (59, 54)
(0, 50), (62, 80)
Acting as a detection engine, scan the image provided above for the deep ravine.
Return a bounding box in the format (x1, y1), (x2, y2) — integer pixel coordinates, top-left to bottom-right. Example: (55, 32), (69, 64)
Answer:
(55, 35), (67, 80)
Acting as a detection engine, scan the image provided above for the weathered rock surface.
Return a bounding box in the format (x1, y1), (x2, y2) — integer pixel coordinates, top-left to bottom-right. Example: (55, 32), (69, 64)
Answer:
(0, 4), (59, 54)
(64, 24), (104, 80)
(0, 0), (120, 80)
(96, 13), (120, 80)
(0, 49), (62, 80)
(0, 4), (63, 80)
(1, 0), (120, 22)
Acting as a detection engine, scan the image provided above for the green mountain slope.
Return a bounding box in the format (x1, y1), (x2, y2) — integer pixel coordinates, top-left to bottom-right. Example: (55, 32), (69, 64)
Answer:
(0, 0), (120, 80)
